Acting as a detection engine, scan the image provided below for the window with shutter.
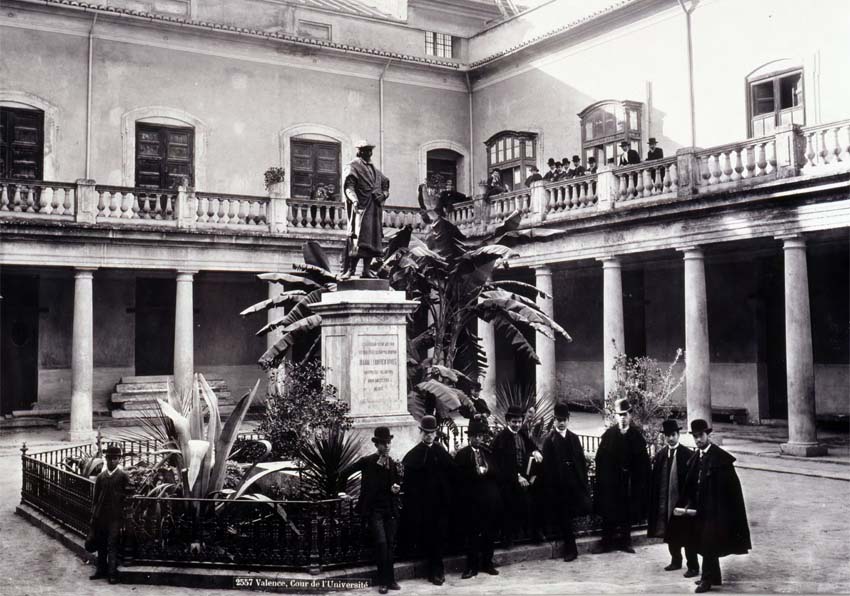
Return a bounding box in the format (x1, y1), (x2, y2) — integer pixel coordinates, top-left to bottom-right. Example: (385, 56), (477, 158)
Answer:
(748, 69), (804, 137)
(0, 107), (44, 180)
(290, 139), (341, 200)
(135, 123), (195, 189)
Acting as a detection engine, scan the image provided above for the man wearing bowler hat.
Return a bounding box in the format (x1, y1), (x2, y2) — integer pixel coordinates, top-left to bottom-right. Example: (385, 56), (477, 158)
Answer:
(592, 398), (650, 554)
(618, 141), (641, 166)
(402, 415), (454, 585)
(542, 403), (591, 562)
(455, 415), (502, 579)
(492, 405), (543, 548)
(347, 427), (402, 594)
(646, 137), (664, 161)
(671, 419), (751, 593)
(89, 444), (130, 584)
(543, 157), (557, 181)
(648, 419), (699, 576)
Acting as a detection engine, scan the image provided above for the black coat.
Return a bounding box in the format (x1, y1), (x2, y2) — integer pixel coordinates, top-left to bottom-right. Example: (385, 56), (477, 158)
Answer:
(594, 425), (650, 524)
(353, 453), (402, 517)
(491, 428), (538, 487)
(647, 444), (693, 539)
(91, 467), (130, 530)
(454, 445), (503, 526)
(401, 442), (454, 526)
(525, 173), (543, 186)
(542, 430), (591, 518)
(618, 149), (641, 166)
(646, 147), (664, 161)
(668, 445), (752, 557)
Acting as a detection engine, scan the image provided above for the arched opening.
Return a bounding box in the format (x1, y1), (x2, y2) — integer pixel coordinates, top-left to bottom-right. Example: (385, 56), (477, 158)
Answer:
(0, 91), (58, 180)
(417, 139), (470, 196)
(279, 124), (353, 200)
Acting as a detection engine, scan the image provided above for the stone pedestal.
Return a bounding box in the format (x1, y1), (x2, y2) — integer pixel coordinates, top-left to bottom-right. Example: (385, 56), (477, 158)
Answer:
(312, 284), (420, 455)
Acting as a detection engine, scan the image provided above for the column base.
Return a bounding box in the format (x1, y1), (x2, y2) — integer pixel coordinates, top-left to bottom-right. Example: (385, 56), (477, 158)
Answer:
(780, 441), (829, 457)
(67, 429), (96, 443)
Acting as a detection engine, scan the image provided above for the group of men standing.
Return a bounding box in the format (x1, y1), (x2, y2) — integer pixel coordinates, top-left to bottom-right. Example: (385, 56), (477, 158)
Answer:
(353, 396), (750, 595)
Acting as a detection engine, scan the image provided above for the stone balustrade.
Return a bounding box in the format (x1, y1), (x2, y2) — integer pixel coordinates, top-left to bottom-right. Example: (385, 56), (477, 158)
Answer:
(543, 173), (599, 215)
(95, 186), (176, 221)
(0, 179), (76, 217)
(614, 157), (678, 202)
(194, 191), (269, 227)
(286, 198), (347, 231)
(488, 186), (532, 227)
(695, 136), (777, 190)
(801, 121), (850, 173)
(449, 199), (476, 233)
(384, 204), (427, 232)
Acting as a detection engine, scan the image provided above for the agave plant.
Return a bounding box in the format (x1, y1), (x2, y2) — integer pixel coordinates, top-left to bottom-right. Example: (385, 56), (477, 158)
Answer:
(298, 428), (364, 500)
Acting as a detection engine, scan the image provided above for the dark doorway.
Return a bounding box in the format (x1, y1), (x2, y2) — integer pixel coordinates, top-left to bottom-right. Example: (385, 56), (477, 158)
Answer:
(426, 149), (460, 192)
(755, 256), (787, 419)
(0, 274), (39, 414)
(135, 278), (176, 376)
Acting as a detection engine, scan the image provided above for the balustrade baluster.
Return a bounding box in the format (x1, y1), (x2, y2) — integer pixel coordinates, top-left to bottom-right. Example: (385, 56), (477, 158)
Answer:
(40, 187), (53, 214)
(120, 193), (133, 218)
(668, 163), (679, 193)
(12, 186), (23, 211)
(228, 199), (239, 224)
(197, 197), (208, 223)
(741, 146), (753, 179)
(286, 202), (296, 228)
(24, 187), (36, 212)
(837, 125), (850, 163)
(96, 191), (106, 216)
(64, 189), (74, 215)
(818, 129), (831, 165)
(578, 181), (588, 206)
(730, 148), (743, 181)
(764, 141), (776, 174)
(804, 133), (816, 170)
(625, 172), (635, 199)
(163, 195), (173, 220)
(131, 194), (141, 219)
(640, 169), (651, 197)
(0, 184), (9, 211)
(207, 198), (218, 223)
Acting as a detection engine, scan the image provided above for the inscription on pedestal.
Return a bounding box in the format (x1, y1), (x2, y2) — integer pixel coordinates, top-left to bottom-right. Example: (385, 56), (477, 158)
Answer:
(354, 334), (400, 416)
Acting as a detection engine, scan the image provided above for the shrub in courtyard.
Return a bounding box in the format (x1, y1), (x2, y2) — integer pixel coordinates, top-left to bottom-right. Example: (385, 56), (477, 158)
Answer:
(298, 428), (364, 500)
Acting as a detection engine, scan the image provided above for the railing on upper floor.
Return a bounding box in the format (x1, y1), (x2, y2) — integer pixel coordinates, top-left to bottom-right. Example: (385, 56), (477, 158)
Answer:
(0, 179), (77, 216)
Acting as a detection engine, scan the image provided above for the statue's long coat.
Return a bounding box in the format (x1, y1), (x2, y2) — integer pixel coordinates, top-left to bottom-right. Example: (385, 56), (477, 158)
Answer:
(344, 158), (389, 258)
(593, 425), (651, 525)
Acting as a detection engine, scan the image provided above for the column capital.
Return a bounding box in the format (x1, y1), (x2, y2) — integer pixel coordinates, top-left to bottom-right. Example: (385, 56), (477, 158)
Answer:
(777, 234), (806, 249)
(175, 269), (199, 280)
(73, 267), (98, 278)
(677, 245), (705, 259)
(597, 256), (622, 268)
(534, 264), (553, 276)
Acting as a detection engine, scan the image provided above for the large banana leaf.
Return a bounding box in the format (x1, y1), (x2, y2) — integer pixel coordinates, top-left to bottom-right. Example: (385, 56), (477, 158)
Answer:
(258, 272), (325, 292)
(302, 240), (333, 271)
(291, 263), (337, 285)
(491, 280), (552, 300)
(415, 379), (467, 415)
(426, 217), (468, 264)
(239, 290), (307, 316)
(254, 289), (323, 337)
(210, 379), (261, 495)
(487, 315), (539, 364)
(258, 314), (323, 368)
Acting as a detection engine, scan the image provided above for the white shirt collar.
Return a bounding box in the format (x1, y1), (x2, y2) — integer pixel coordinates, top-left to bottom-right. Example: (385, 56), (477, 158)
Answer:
(668, 442), (680, 452)
(105, 465), (121, 476)
(700, 443), (712, 455)
(556, 428), (567, 438)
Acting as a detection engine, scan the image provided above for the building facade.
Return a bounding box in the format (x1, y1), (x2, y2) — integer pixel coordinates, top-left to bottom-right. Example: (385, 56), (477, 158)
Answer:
(0, 0), (847, 453)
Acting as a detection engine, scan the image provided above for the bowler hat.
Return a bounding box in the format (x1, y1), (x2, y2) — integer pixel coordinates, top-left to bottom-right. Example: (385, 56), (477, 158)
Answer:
(419, 415), (438, 432)
(571, 155), (580, 162)
(648, 137), (658, 144)
(354, 139), (375, 149)
(661, 419), (681, 435)
(505, 405), (524, 421)
(690, 419), (712, 435)
(530, 165), (539, 172)
(619, 141), (630, 147)
(468, 415), (489, 436)
(104, 444), (123, 457)
(372, 426), (394, 444)
(588, 156), (597, 162)
(614, 398), (632, 414)
(547, 157), (556, 166)
(553, 403), (570, 419)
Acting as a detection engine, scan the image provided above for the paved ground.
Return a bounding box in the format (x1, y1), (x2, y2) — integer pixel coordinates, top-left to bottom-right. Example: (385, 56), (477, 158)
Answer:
(1, 425), (849, 596)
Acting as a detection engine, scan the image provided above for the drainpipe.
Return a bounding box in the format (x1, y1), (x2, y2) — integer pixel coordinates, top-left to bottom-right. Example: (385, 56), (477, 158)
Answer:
(677, 0), (696, 147)
(85, 13), (98, 179)
(378, 59), (392, 169)
(465, 72), (474, 196)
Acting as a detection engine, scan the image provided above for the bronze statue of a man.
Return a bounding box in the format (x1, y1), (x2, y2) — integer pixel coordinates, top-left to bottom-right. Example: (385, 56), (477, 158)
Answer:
(341, 139), (390, 279)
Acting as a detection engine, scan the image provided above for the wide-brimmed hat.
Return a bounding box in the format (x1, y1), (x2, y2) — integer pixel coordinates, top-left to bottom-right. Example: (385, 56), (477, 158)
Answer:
(354, 139), (375, 149)
(104, 444), (123, 457)
(661, 419), (681, 435)
(372, 426), (394, 444)
(505, 405), (524, 421)
(553, 403), (570, 420)
(690, 419), (712, 435)
(419, 415), (438, 432)
(614, 398), (632, 414)
(648, 137), (658, 144)
(469, 415), (489, 436)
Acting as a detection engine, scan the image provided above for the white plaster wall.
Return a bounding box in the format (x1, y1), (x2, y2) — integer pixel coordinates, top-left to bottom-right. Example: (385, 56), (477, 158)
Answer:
(815, 364), (850, 415)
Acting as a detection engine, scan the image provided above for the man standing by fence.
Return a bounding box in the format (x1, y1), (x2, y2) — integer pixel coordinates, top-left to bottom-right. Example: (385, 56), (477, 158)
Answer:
(88, 444), (130, 584)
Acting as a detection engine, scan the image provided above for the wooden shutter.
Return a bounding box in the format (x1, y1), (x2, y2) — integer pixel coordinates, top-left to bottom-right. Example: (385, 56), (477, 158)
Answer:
(135, 123), (194, 189)
(0, 108), (44, 180)
(290, 139), (340, 199)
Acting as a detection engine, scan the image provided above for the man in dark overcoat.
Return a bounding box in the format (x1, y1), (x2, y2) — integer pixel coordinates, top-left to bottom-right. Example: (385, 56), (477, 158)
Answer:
(646, 137), (664, 160)
(592, 398), (651, 554)
(542, 403), (591, 561)
(669, 419), (751, 594)
(341, 139), (390, 279)
(618, 141), (641, 165)
(348, 427), (402, 594)
(492, 405), (543, 548)
(543, 157), (557, 181)
(89, 444), (131, 584)
(402, 415), (454, 586)
(648, 419), (699, 576)
(455, 415), (502, 579)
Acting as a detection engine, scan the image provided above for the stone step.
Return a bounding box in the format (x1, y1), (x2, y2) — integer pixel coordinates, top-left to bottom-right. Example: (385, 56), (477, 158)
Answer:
(110, 404), (237, 419)
(12, 408), (111, 418)
(119, 375), (225, 385)
(114, 380), (228, 394)
(111, 391), (233, 404)
(118, 397), (234, 411)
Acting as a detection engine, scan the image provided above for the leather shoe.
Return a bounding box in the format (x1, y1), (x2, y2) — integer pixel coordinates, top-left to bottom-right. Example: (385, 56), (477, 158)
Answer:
(107, 577), (119, 585)
(430, 576), (445, 586)
(89, 573), (106, 581)
(665, 562), (683, 571)
(695, 581), (712, 593)
(461, 569), (476, 579)
(684, 569), (701, 578)
(590, 543), (610, 555)
(378, 586), (388, 594)
(619, 545), (636, 554)
(563, 552), (578, 562)
(388, 582), (401, 590)
(482, 566), (499, 576)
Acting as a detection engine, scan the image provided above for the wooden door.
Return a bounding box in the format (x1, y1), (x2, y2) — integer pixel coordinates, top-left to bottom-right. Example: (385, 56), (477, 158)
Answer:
(135, 123), (194, 190)
(290, 139), (340, 199)
(0, 107), (44, 180)
(0, 274), (39, 414)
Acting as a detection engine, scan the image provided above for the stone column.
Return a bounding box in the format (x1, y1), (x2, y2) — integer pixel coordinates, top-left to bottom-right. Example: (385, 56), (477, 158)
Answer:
(680, 246), (712, 426)
(69, 267), (97, 441)
(478, 318), (498, 406)
(173, 270), (197, 398)
(600, 257), (625, 401)
(779, 235), (827, 456)
(535, 265), (557, 401)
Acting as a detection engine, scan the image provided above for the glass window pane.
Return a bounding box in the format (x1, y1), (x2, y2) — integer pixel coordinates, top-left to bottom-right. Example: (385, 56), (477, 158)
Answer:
(605, 143), (615, 163)
(751, 81), (775, 116)
(527, 140), (535, 158)
(779, 73), (802, 110)
(489, 145), (496, 165)
(615, 104), (625, 133)
(496, 145), (503, 163)
(513, 167), (521, 185)
(628, 109), (639, 131)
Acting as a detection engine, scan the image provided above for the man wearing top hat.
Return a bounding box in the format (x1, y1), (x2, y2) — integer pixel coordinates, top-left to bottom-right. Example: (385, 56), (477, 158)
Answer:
(341, 139), (390, 279)
(618, 141), (641, 166)
(542, 403), (591, 562)
(492, 405), (543, 548)
(347, 427), (402, 594)
(670, 419), (751, 594)
(592, 398), (651, 554)
(646, 138), (664, 161)
(455, 415), (502, 579)
(401, 415), (454, 586)
(89, 444), (131, 584)
(648, 419), (699, 576)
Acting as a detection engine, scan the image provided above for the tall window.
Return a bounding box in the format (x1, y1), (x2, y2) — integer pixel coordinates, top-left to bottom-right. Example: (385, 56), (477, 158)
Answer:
(748, 70), (804, 137)
(484, 131), (537, 191)
(425, 31), (453, 58)
(0, 107), (44, 180)
(578, 100), (642, 166)
(290, 139), (341, 200)
(135, 123), (194, 189)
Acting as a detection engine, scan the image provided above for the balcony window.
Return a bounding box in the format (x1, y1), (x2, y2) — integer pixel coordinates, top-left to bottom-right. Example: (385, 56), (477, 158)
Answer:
(0, 107), (44, 180)
(578, 100), (643, 167)
(484, 130), (537, 191)
(290, 139), (341, 200)
(748, 70), (804, 137)
(425, 31), (453, 58)
(135, 123), (194, 189)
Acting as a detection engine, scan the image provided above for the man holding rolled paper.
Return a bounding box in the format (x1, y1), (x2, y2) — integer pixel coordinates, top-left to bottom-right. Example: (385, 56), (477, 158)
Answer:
(669, 419), (751, 594)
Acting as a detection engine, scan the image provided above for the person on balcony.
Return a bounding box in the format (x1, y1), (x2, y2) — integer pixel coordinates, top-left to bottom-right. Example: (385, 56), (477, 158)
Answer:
(646, 137), (664, 161)
(439, 179), (466, 213)
(341, 139), (390, 279)
(402, 415), (454, 586)
(587, 156), (598, 174)
(552, 161), (567, 181)
(347, 427), (402, 595)
(524, 166), (543, 187)
(543, 157), (557, 181)
(485, 169), (506, 200)
(88, 444), (130, 584)
(542, 403), (591, 562)
(566, 155), (586, 178)
(618, 141), (641, 166)
(648, 419), (699, 578)
(492, 405), (544, 548)
(455, 415), (502, 579)
(592, 398), (650, 554)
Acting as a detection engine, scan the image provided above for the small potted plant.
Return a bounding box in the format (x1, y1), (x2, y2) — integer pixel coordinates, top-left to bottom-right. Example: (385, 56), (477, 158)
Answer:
(264, 167), (286, 194)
